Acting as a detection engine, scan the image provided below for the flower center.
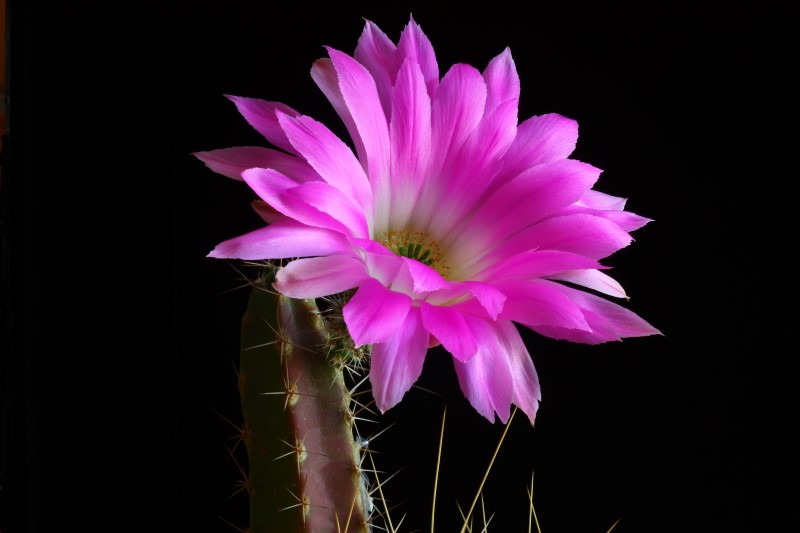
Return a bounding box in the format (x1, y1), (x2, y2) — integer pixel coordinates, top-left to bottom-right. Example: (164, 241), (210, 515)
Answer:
(380, 229), (452, 279)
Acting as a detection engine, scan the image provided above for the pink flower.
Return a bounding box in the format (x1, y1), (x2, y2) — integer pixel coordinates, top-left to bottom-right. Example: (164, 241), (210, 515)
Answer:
(198, 17), (660, 425)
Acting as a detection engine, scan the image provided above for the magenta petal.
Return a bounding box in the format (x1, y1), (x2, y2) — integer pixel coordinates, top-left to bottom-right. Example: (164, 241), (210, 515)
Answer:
(277, 112), (374, 216)
(430, 64), (487, 171)
(193, 146), (319, 182)
(481, 214), (634, 267)
(494, 113), (579, 189)
(242, 168), (358, 236)
(207, 222), (350, 260)
(226, 95), (301, 155)
(578, 189), (628, 210)
(453, 317), (513, 423)
(420, 302), (477, 362)
(430, 99), (519, 236)
(274, 256), (368, 298)
(483, 48), (520, 114)
(354, 20), (398, 118)
(496, 279), (592, 331)
(396, 17), (439, 98)
(241, 167), (298, 207)
(468, 160), (603, 247)
(559, 284), (662, 339)
(343, 278), (412, 346)
(425, 281), (506, 320)
(547, 269), (628, 299)
(462, 281), (507, 319)
(283, 181), (369, 238)
(404, 258), (450, 293)
(530, 281), (661, 344)
(495, 321), (541, 425)
(471, 250), (603, 282)
(369, 307), (428, 412)
(310, 58), (367, 170)
(325, 47), (391, 229)
(389, 59), (432, 229)
(364, 251), (404, 286)
(563, 206), (653, 232)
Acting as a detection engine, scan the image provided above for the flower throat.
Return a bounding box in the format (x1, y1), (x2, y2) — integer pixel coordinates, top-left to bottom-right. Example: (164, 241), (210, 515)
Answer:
(380, 229), (452, 279)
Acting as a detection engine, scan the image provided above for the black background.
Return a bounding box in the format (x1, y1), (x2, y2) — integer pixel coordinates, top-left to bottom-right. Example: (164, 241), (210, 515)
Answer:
(2, 1), (796, 532)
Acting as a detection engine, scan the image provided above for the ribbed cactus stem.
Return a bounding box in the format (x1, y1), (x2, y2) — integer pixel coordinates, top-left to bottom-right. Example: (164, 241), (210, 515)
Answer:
(238, 270), (370, 533)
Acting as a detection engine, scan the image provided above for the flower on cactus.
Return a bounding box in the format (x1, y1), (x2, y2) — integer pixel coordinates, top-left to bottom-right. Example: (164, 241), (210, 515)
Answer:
(198, 17), (660, 425)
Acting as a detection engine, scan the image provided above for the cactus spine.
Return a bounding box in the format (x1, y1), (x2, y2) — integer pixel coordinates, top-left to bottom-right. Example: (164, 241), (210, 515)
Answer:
(238, 269), (371, 533)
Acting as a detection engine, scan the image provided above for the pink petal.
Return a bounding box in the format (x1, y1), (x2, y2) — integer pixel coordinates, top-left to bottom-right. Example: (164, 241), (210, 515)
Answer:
(283, 181), (369, 238)
(547, 269), (628, 299)
(369, 307), (428, 412)
(403, 258), (450, 293)
(531, 282), (661, 344)
(325, 47), (391, 231)
(310, 58), (366, 170)
(363, 250), (404, 286)
(450, 160), (602, 258)
(429, 99), (518, 236)
(496, 279), (592, 331)
(470, 250), (603, 282)
(560, 284), (662, 338)
(563, 205), (653, 232)
(430, 64), (487, 173)
(277, 112), (374, 218)
(343, 278), (412, 346)
(462, 281), (507, 319)
(207, 221), (351, 260)
(427, 281), (506, 320)
(420, 302), (477, 362)
(414, 64), (486, 226)
(396, 17), (439, 99)
(274, 255), (368, 298)
(226, 95), (301, 155)
(242, 168), (361, 236)
(494, 113), (579, 189)
(453, 317), (513, 423)
(483, 48), (520, 114)
(241, 167), (298, 206)
(474, 214), (634, 271)
(193, 146), (318, 182)
(496, 321), (541, 426)
(354, 20), (398, 118)
(389, 59), (432, 229)
(577, 189), (628, 210)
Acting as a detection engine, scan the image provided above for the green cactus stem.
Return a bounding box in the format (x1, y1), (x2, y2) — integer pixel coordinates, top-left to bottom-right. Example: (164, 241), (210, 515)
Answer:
(238, 269), (371, 533)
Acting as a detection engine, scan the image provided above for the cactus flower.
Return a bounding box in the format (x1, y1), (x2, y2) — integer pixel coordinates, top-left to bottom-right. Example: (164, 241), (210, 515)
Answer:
(199, 17), (660, 425)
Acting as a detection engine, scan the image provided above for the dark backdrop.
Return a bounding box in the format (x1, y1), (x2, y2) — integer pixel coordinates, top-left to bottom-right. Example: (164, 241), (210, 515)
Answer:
(2, 1), (795, 532)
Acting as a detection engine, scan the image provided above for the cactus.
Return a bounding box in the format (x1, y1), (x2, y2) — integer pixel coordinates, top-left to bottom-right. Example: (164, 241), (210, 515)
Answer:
(237, 267), (371, 533)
